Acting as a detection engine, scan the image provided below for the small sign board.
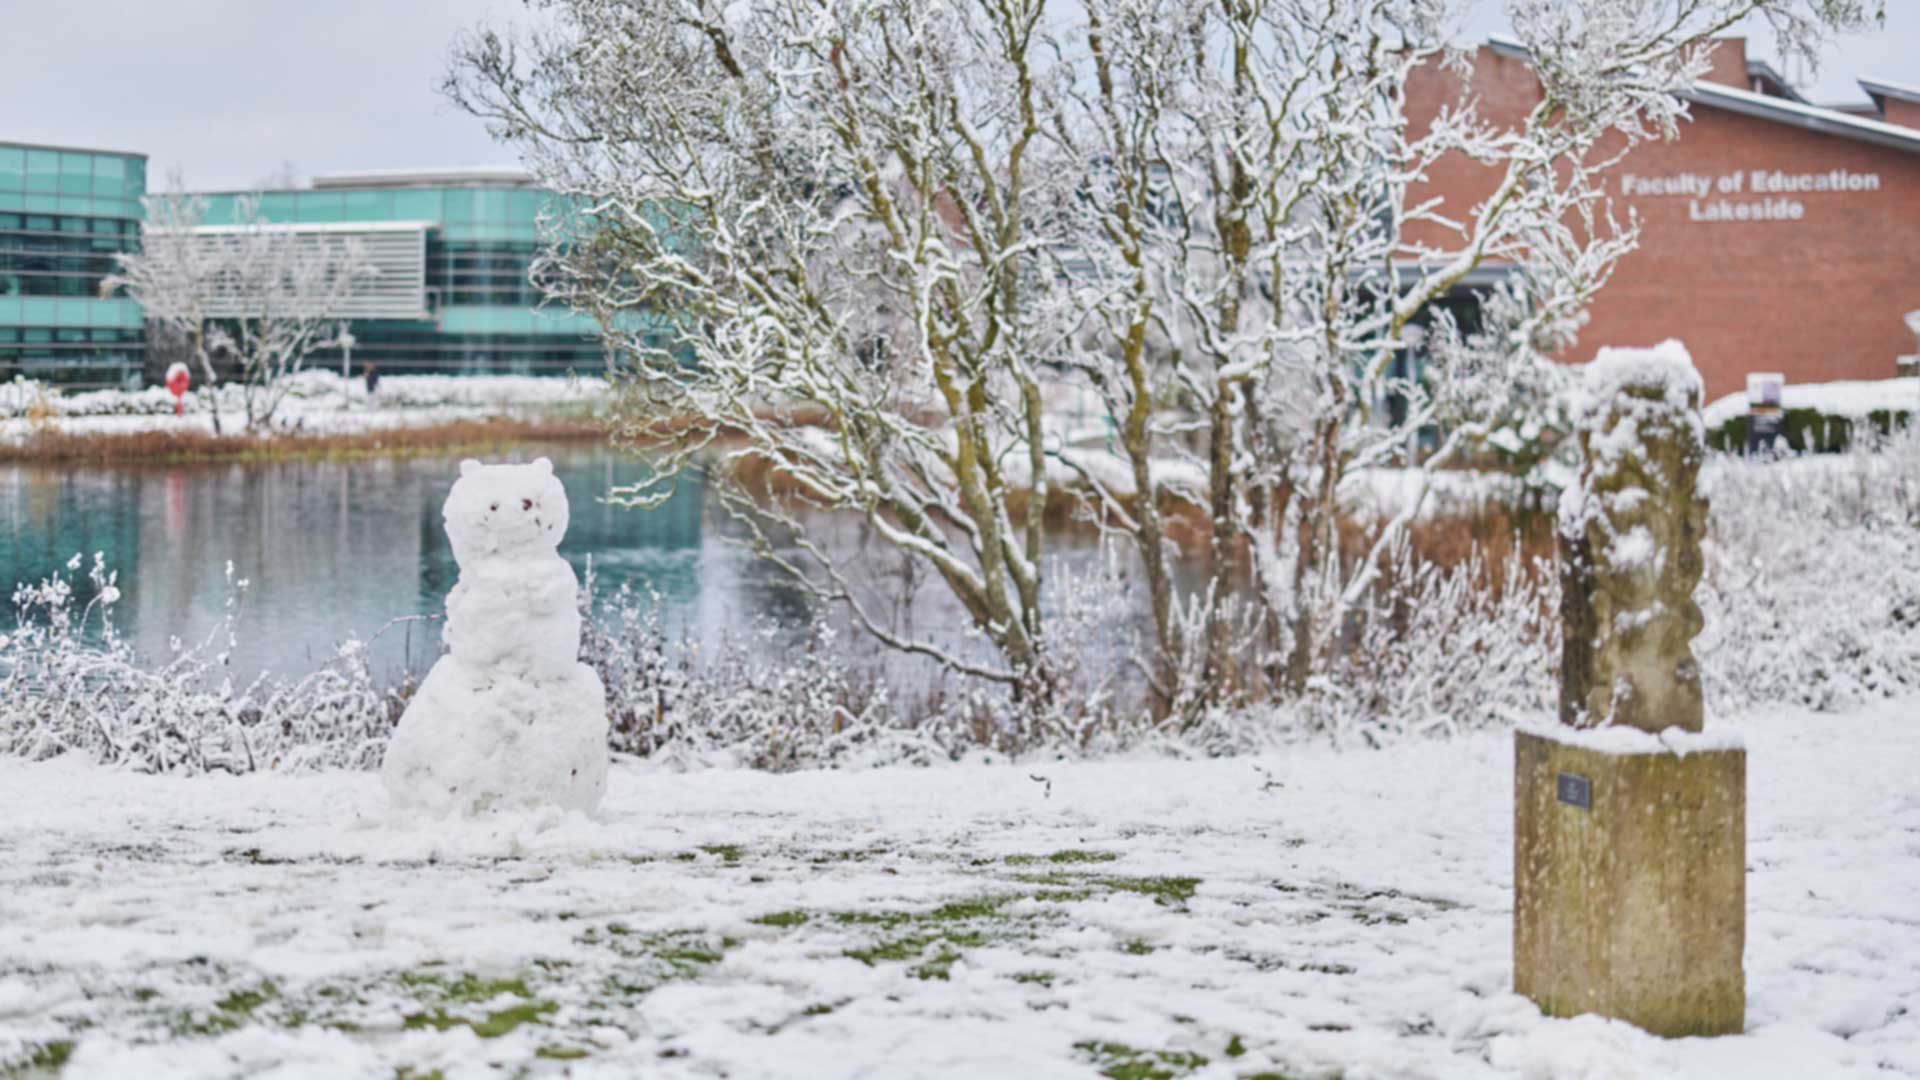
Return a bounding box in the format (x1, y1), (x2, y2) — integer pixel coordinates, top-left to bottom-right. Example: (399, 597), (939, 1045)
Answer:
(1556, 771), (1592, 811)
(1746, 372), (1786, 454)
(1746, 372), (1785, 409)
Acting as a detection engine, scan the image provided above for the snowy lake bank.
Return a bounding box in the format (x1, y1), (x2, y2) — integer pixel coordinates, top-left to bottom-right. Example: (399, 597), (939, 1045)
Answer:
(0, 695), (1914, 1078)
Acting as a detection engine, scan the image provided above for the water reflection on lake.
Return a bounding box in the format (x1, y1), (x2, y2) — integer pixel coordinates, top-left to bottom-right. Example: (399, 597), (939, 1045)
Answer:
(1, 443), (1138, 688)
(0, 444), (823, 682)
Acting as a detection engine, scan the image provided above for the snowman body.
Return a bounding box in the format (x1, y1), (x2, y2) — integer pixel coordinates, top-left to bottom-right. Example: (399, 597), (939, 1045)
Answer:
(381, 458), (608, 815)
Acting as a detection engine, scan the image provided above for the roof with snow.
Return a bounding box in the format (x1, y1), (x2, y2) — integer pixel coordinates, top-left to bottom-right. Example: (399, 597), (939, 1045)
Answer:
(1858, 77), (1920, 107)
(1683, 80), (1920, 156)
(1482, 36), (1920, 157)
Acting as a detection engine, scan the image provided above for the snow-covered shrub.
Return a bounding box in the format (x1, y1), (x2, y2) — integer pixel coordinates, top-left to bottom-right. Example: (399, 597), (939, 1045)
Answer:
(0, 555), (404, 773)
(1176, 537), (1559, 754)
(1697, 432), (1920, 712)
(578, 543), (1139, 768)
(578, 575), (947, 770)
(0, 371), (613, 424)
(1701, 376), (1917, 454)
(1322, 541), (1560, 744)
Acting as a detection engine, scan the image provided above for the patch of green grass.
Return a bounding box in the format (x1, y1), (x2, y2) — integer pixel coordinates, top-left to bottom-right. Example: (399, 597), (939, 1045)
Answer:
(577, 927), (733, 995)
(699, 843), (746, 864)
(833, 893), (1017, 930)
(1075, 1040), (1210, 1080)
(908, 947), (965, 981)
(1352, 911), (1408, 926)
(404, 1000), (555, 1038)
(396, 972), (530, 1004)
(928, 895), (1018, 921)
(752, 910), (811, 928)
(387, 969), (559, 1040)
(838, 893), (1032, 975)
(24, 1040), (75, 1070)
(807, 846), (890, 864)
(1008, 870), (1078, 888)
(1101, 876), (1202, 907)
(1298, 962), (1355, 976)
(845, 936), (933, 965)
(535, 1044), (591, 1060)
(1005, 849), (1121, 866)
(1010, 971), (1055, 987)
(214, 983), (278, 1016)
(1219, 949), (1288, 972)
(1007, 871), (1202, 909)
(169, 980), (280, 1036)
(1120, 939), (1157, 956)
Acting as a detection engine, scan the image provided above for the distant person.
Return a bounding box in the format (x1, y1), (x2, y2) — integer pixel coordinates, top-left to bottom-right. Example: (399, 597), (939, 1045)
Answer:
(362, 362), (380, 396)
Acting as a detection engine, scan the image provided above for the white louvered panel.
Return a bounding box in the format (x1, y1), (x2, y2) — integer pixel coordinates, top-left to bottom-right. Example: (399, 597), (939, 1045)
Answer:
(171, 221), (433, 321)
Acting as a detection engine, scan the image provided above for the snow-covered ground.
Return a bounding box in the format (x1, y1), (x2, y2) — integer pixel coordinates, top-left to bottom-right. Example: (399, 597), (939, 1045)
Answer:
(2, 698), (1914, 1079)
(0, 372), (611, 442)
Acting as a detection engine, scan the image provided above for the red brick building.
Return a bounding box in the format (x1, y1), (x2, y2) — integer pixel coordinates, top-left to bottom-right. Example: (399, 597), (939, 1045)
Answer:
(1407, 39), (1920, 402)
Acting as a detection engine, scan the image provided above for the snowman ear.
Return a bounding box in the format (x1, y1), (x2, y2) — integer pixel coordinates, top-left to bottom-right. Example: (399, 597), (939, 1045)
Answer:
(532, 456), (553, 475)
(460, 459), (482, 478)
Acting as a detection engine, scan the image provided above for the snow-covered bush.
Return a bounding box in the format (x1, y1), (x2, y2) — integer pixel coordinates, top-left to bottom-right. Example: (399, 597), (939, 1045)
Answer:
(1697, 432), (1920, 712)
(0, 371), (613, 423)
(0, 555), (404, 773)
(579, 576), (946, 770)
(1701, 376), (1917, 454)
(575, 546), (1136, 768)
(1174, 538), (1559, 754)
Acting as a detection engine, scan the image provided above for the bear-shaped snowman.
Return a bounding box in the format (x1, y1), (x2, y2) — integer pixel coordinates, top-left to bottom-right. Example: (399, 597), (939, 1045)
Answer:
(381, 457), (609, 816)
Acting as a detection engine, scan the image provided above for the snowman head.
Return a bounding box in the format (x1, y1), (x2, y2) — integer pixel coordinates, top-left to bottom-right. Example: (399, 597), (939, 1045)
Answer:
(443, 458), (570, 566)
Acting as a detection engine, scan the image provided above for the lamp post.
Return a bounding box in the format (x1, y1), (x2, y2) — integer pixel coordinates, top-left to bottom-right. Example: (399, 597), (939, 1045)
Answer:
(338, 329), (357, 381)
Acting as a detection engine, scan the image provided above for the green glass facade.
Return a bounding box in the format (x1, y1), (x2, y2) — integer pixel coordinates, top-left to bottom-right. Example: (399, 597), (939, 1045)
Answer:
(0, 141), (148, 389)
(196, 178), (607, 376)
(3, 142), (626, 385)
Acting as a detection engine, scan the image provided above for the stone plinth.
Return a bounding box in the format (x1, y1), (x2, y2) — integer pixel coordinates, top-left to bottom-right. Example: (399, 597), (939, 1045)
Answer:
(1514, 727), (1746, 1037)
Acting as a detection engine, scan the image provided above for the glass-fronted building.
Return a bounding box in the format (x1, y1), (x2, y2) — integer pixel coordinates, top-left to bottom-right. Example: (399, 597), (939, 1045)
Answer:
(0, 141), (148, 389)
(194, 169), (607, 377)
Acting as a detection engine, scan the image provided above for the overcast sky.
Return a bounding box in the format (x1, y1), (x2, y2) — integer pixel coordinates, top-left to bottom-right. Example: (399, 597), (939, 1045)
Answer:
(2, 1), (1915, 192)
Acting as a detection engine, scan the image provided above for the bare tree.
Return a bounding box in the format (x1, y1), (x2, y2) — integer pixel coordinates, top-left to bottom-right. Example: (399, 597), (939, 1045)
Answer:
(103, 183), (230, 432)
(106, 188), (376, 431)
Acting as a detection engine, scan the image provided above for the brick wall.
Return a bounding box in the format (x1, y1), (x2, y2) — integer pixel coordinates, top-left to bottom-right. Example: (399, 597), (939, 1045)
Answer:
(1406, 46), (1920, 402)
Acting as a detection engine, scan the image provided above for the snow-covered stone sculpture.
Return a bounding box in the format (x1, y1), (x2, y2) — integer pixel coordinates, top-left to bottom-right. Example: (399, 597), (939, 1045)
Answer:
(381, 458), (608, 815)
(1517, 340), (1742, 1039)
(1555, 339), (1708, 733)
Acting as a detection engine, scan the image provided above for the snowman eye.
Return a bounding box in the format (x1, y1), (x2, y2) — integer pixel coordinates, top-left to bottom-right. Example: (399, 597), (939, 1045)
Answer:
(489, 503), (498, 512)
(522, 499), (533, 511)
